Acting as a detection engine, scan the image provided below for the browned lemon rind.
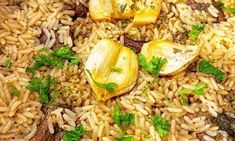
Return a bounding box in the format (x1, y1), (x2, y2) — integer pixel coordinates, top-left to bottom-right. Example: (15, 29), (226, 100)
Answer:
(85, 39), (138, 101)
(141, 40), (201, 76)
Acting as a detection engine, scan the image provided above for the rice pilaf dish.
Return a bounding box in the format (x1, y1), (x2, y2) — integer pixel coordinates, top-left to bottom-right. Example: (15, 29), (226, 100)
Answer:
(0, 0), (234, 141)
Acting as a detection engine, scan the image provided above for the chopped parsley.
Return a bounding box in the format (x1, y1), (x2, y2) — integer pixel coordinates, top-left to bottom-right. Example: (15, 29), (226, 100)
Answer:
(138, 54), (167, 92)
(151, 116), (170, 137)
(178, 82), (208, 105)
(120, 4), (127, 13)
(86, 69), (118, 93)
(228, 8), (235, 15)
(198, 59), (225, 81)
(214, 1), (235, 15)
(188, 24), (205, 40)
(112, 104), (134, 129)
(232, 95), (235, 100)
(144, 134), (151, 139)
(116, 136), (133, 141)
(27, 76), (58, 104)
(2, 60), (12, 68)
(26, 46), (80, 73)
(111, 66), (122, 72)
(9, 85), (20, 96)
(63, 125), (85, 141)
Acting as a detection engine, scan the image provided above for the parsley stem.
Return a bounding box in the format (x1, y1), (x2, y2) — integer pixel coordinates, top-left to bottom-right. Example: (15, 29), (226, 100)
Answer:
(142, 76), (158, 92)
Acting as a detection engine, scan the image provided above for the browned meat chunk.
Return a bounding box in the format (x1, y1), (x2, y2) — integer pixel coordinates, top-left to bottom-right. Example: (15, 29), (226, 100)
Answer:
(31, 109), (63, 141)
(123, 34), (145, 53)
(187, 0), (210, 11)
(187, 0), (226, 22)
(75, 1), (88, 18)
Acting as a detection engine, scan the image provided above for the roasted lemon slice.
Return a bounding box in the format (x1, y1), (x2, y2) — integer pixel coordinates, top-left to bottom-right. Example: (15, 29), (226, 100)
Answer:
(89, 0), (113, 21)
(133, 0), (162, 25)
(140, 40), (201, 75)
(113, 0), (134, 19)
(85, 39), (138, 101)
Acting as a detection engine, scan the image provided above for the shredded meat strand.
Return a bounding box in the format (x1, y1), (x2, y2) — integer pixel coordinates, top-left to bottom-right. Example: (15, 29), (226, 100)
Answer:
(75, 1), (88, 18)
(31, 109), (63, 141)
(123, 34), (145, 53)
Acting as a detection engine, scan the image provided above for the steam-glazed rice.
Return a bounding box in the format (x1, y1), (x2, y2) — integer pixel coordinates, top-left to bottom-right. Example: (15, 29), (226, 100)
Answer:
(0, 0), (234, 141)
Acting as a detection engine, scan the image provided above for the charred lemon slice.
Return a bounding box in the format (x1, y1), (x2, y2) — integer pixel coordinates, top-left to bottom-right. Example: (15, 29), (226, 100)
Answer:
(113, 0), (134, 19)
(140, 40), (201, 75)
(89, 0), (113, 21)
(85, 39), (138, 101)
(133, 0), (162, 25)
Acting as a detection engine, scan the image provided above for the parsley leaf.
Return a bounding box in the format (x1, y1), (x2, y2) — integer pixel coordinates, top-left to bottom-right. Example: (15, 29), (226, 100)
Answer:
(144, 134), (151, 139)
(111, 66), (122, 72)
(228, 8), (235, 15)
(151, 116), (170, 137)
(139, 54), (167, 77)
(86, 69), (118, 93)
(188, 24), (205, 40)
(63, 125), (85, 141)
(8, 85), (20, 96)
(116, 136), (133, 141)
(214, 1), (225, 9)
(138, 54), (167, 91)
(27, 76), (57, 104)
(198, 59), (225, 81)
(26, 45), (80, 73)
(2, 60), (12, 68)
(112, 104), (134, 129)
(178, 82), (208, 105)
(120, 4), (127, 13)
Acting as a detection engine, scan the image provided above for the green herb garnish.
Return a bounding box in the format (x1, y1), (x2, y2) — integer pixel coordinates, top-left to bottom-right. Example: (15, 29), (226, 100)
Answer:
(228, 8), (235, 15)
(116, 136), (133, 141)
(120, 4), (127, 13)
(63, 125), (85, 141)
(2, 60), (12, 68)
(86, 69), (118, 93)
(26, 46), (80, 73)
(198, 59), (225, 81)
(144, 134), (151, 139)
(178, 82), (208, 105)
(112, 104), (134, 129)
(214, 1), (225, 9)
(188, 24), (205, 40)
(27, 76), (57, 104)
(151, 116), (170, 137)
(9, 85), (20, 96)
(111, 66), (123, 72)
(138, 54), (167, 92)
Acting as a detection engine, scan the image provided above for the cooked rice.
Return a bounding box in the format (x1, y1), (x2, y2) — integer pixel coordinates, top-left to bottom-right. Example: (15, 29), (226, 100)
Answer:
(0, 0), (234, 140)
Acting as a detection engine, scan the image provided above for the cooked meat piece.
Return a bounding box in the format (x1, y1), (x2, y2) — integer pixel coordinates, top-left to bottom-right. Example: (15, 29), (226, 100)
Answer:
(212, 0), (226, 22)
(39, 33), (47, 44)
(75, 0), (88, 18)
(31, 109), (63, 141)
(187, 0), (210, 11)
(172, 31), (189, 43)
(123, 34), (145, 53)
(187, 0), (226, 22)
(197, 133), (205, 141)
(214, 113), (235, 137)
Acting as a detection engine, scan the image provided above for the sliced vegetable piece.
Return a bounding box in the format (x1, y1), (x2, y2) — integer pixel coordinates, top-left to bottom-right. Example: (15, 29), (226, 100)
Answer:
(140, 40), (201, 75)
(85, 39), (138, 101)
(89, 0), (113, 21)
(113, 0), (134, 19)
(133, 0), (162, 25)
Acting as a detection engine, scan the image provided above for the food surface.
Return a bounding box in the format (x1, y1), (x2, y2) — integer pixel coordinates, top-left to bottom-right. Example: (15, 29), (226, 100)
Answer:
(0, 0), (235, 141)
